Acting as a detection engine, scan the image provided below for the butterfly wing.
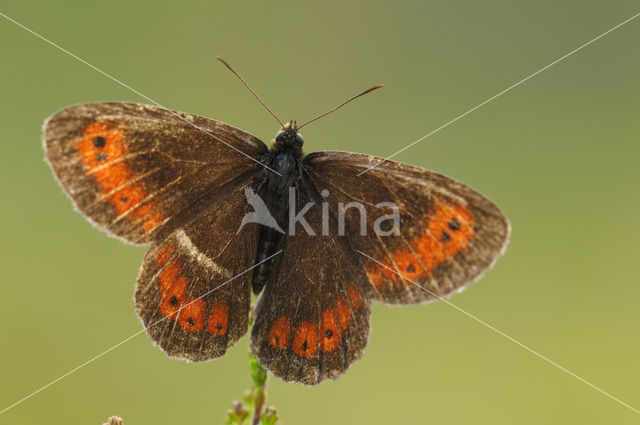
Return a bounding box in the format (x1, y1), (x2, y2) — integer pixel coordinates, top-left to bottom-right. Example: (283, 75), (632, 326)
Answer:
(43, 102), (267, 245)
(135, 187), (259, 361)
(303, 151), (510, 305)
(251, 185), (371, 385)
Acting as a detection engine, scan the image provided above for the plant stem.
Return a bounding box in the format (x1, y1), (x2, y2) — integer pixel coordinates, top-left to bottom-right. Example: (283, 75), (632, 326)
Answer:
(251, 378), (266, 425)
(248, 305), (271, 425)
(226, 306), (278, 425)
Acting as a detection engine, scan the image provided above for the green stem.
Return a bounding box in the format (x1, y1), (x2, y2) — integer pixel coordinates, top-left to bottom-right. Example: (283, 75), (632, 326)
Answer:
(249, 351), (268, 425)
(226, 306), (278, 425)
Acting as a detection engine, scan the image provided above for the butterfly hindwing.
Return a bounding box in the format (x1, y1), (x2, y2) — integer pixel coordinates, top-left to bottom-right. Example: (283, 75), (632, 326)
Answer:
(303, 151), (510, 305)
(251, 185), (371, 385)
(135, 186), (259, 361)
(43, 102), (267, 244)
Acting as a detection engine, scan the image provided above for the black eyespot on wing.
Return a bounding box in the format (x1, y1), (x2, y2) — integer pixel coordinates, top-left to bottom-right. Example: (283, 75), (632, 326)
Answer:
(92, 136), (106, 148)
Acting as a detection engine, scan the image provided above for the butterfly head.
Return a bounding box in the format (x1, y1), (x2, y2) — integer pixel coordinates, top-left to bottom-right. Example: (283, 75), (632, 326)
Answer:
(273, 120), (304, 151)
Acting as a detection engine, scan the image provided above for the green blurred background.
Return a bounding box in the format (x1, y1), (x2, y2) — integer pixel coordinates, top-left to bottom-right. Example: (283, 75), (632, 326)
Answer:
(1, 1), (639, 424)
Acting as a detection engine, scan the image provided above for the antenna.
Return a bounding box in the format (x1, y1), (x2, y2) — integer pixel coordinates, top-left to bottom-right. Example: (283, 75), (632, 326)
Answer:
(215, 56), (285, 128)
(297, 84), (384, 130)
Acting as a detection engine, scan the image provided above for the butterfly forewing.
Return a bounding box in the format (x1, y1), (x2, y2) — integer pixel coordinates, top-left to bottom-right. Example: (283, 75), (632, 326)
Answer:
(43, 103), (267, 244)
(303, 151), (510, 305)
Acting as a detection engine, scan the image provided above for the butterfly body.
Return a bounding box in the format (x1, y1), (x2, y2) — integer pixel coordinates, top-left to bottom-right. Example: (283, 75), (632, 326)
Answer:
(251, 122), (304, 294)
(44, 102), (509, 385)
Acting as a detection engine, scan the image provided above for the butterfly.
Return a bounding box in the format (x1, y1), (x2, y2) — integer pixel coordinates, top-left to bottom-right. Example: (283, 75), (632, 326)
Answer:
(43, 58), (509, 385)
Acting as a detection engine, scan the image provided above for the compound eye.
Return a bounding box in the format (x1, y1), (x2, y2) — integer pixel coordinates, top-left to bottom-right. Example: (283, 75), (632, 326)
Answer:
(275, 130), (286, 142)
(295, 133), (304, 145)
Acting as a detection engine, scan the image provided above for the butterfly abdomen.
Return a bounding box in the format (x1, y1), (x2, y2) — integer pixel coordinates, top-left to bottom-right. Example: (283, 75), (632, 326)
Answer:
(252, 149), (303, 294)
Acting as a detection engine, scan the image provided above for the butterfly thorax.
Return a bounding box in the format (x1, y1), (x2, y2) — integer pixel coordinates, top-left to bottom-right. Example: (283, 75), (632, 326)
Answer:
(263, 123), (305, 193)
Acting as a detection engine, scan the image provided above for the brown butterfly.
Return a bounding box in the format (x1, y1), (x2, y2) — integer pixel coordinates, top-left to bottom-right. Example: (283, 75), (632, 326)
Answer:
(43, 58), (509, 385)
